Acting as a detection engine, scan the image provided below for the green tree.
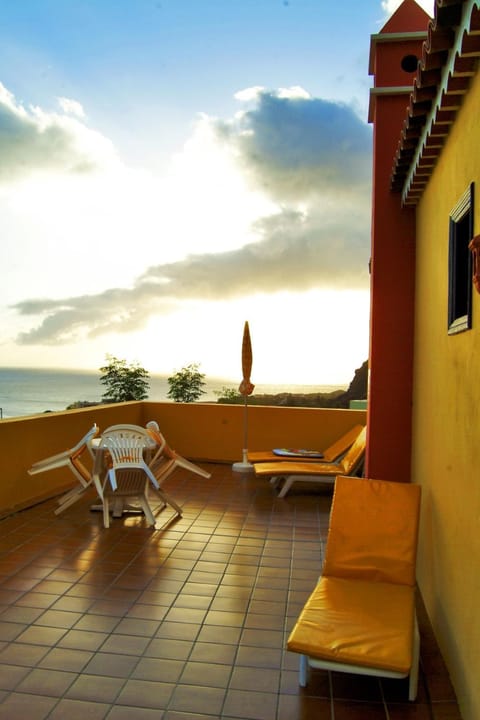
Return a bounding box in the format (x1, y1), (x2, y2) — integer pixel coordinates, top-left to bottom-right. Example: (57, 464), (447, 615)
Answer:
(99, 355), (150, 402)
(167, 363), (206, 403)
(215, 386), (240, 402)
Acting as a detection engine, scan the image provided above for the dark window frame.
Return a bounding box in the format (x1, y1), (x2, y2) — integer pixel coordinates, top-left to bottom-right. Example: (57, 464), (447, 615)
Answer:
(448, 183), (474, 335)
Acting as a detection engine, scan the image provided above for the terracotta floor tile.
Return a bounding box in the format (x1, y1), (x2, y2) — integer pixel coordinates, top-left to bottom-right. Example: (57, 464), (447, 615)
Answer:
(0, 590), (24, 606)
(31, 579), (74, 595)
(179, 582), (218, 597)
(222, 688), (278, 720)
(168, 683), (226, 714)
(115, 678), (174, 710)
(125, 603), (169, 621)
(50, 698), (111, 719)
(178, 660), (232, 688)
(50, 595), (95, 613)
(155, 621), (200, 641)
(430, 702), (464, 720)
(15, 625), (67, 646)
(73, 614), (120, 633)
(144, 638), (193, 661)
(164, 606), (208, 625)
(209, 595), (250, 612)
(0, 642), (50, 667)
(113, 617), (161, 637)
(244, 612), (285, 630)
(67, 675), (124, 706)
(0, 663), (31, 690)
(277, 693), (333, 720)
(0, 692), (57, 719)
(57, 628), (109, 651)
(188, 641), (237, 665)
(107, 707), (162, 719)
(235, 645), (282, 669)
(99, 633), (150, 656)
(387, 701), (434, 719)
(132, 656), (184, 683)
(240, 628), (284, 649)
(331, 672), (383, 702)
(83, 652), (139, 678)
(333, 700), (387, 719)
(0, 621), (27, 642)
(197, 625), (242, 645)
(204, 609), (246, 627)
(229, 665), (281, 693)
(35, 608), (83, 629)
(16, 667), (76, 696)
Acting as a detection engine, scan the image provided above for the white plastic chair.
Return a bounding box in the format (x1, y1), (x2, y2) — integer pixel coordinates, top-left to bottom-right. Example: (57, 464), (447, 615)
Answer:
(93, 425), (160, 528)
(143, 421), (210, 520)
(146, 421), (211, 481)
(28, 424), (99, 514)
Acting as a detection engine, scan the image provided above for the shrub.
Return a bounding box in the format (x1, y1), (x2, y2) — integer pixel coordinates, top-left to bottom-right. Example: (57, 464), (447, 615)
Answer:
(167, 363), (206, 403)
(100, 355), (150, 402)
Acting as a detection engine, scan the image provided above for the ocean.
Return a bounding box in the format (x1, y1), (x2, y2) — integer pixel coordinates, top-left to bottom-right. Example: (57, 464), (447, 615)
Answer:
(0, 367), (343, 420)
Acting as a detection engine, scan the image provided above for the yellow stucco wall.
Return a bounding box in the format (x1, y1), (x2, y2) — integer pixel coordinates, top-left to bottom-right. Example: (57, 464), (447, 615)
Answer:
(413, 67), (480, 720)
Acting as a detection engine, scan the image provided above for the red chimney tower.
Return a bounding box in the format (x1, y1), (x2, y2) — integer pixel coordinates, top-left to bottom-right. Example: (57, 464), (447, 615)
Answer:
(366, 0), (430, 482)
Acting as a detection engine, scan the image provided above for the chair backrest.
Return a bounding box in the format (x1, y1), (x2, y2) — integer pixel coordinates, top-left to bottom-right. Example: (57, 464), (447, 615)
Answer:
(102, 424), (152, 437)
(323, 475), (421, 586)
(323, 424), (365, 462)
(338, 426), (367, 474)
(101, 426), (154, 466)
(102, 435), (146, 466)
(146, 421), (168, 457)
(71, 424), (99, 460)
(146, 425), (176, 462)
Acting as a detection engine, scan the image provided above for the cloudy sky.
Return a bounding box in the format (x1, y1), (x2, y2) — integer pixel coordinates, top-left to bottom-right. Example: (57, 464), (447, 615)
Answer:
(0, 0), (434, 386)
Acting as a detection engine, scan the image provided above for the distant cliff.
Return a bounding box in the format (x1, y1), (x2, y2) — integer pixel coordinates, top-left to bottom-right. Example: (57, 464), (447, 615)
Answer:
(219, 361), (368, 408)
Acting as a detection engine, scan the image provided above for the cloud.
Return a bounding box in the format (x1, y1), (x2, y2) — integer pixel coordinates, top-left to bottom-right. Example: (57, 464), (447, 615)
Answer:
(11, 86), (372, 346)
(58, 96), (86, 118)
(381, 0), (434, 16)
(213, 87), (372, 203)
(0, 82), (119, 181)
(13, 204), (369, 345)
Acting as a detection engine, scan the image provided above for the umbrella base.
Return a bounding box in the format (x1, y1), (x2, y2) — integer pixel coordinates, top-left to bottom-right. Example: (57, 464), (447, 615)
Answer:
(232, 461), (254, 473)
(232, 449), (254, 473)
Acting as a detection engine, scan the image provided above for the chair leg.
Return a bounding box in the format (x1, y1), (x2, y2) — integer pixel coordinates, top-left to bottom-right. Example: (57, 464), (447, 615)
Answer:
(299, 654), (309, 687)
(138, 497), (156, 526)
(278, 477), (294, 498)
(409, 615), (420, 701)
(160, 490), (183, 516)
(54, 487), (85, 515)
(103, 497), (110, 528)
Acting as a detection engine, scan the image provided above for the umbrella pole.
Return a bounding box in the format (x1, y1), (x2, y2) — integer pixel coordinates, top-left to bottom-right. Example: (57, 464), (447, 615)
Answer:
(233, 395), (254, 473)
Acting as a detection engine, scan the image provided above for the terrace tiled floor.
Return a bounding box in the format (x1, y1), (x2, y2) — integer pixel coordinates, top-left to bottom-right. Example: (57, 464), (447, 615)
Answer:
(0, 464), (462, 719)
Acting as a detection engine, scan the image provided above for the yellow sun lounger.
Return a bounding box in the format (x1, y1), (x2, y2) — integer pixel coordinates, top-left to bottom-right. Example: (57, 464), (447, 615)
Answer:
(247, 424), (365, 464)
(253, 426), (366, 497)
(287, 475), (421, 700)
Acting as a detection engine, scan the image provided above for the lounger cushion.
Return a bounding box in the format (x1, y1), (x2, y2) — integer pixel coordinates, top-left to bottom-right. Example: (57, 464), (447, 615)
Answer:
(248, 425), (364, 465)
(287, 575), (415, 674)
(254, 460), (341, 477)
(323, 477), (421, 586)
(248, 450), (323, 462)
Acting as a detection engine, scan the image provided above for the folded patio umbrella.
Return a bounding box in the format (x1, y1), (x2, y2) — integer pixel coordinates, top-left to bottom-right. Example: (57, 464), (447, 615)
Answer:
(233, 321), (255, 472)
